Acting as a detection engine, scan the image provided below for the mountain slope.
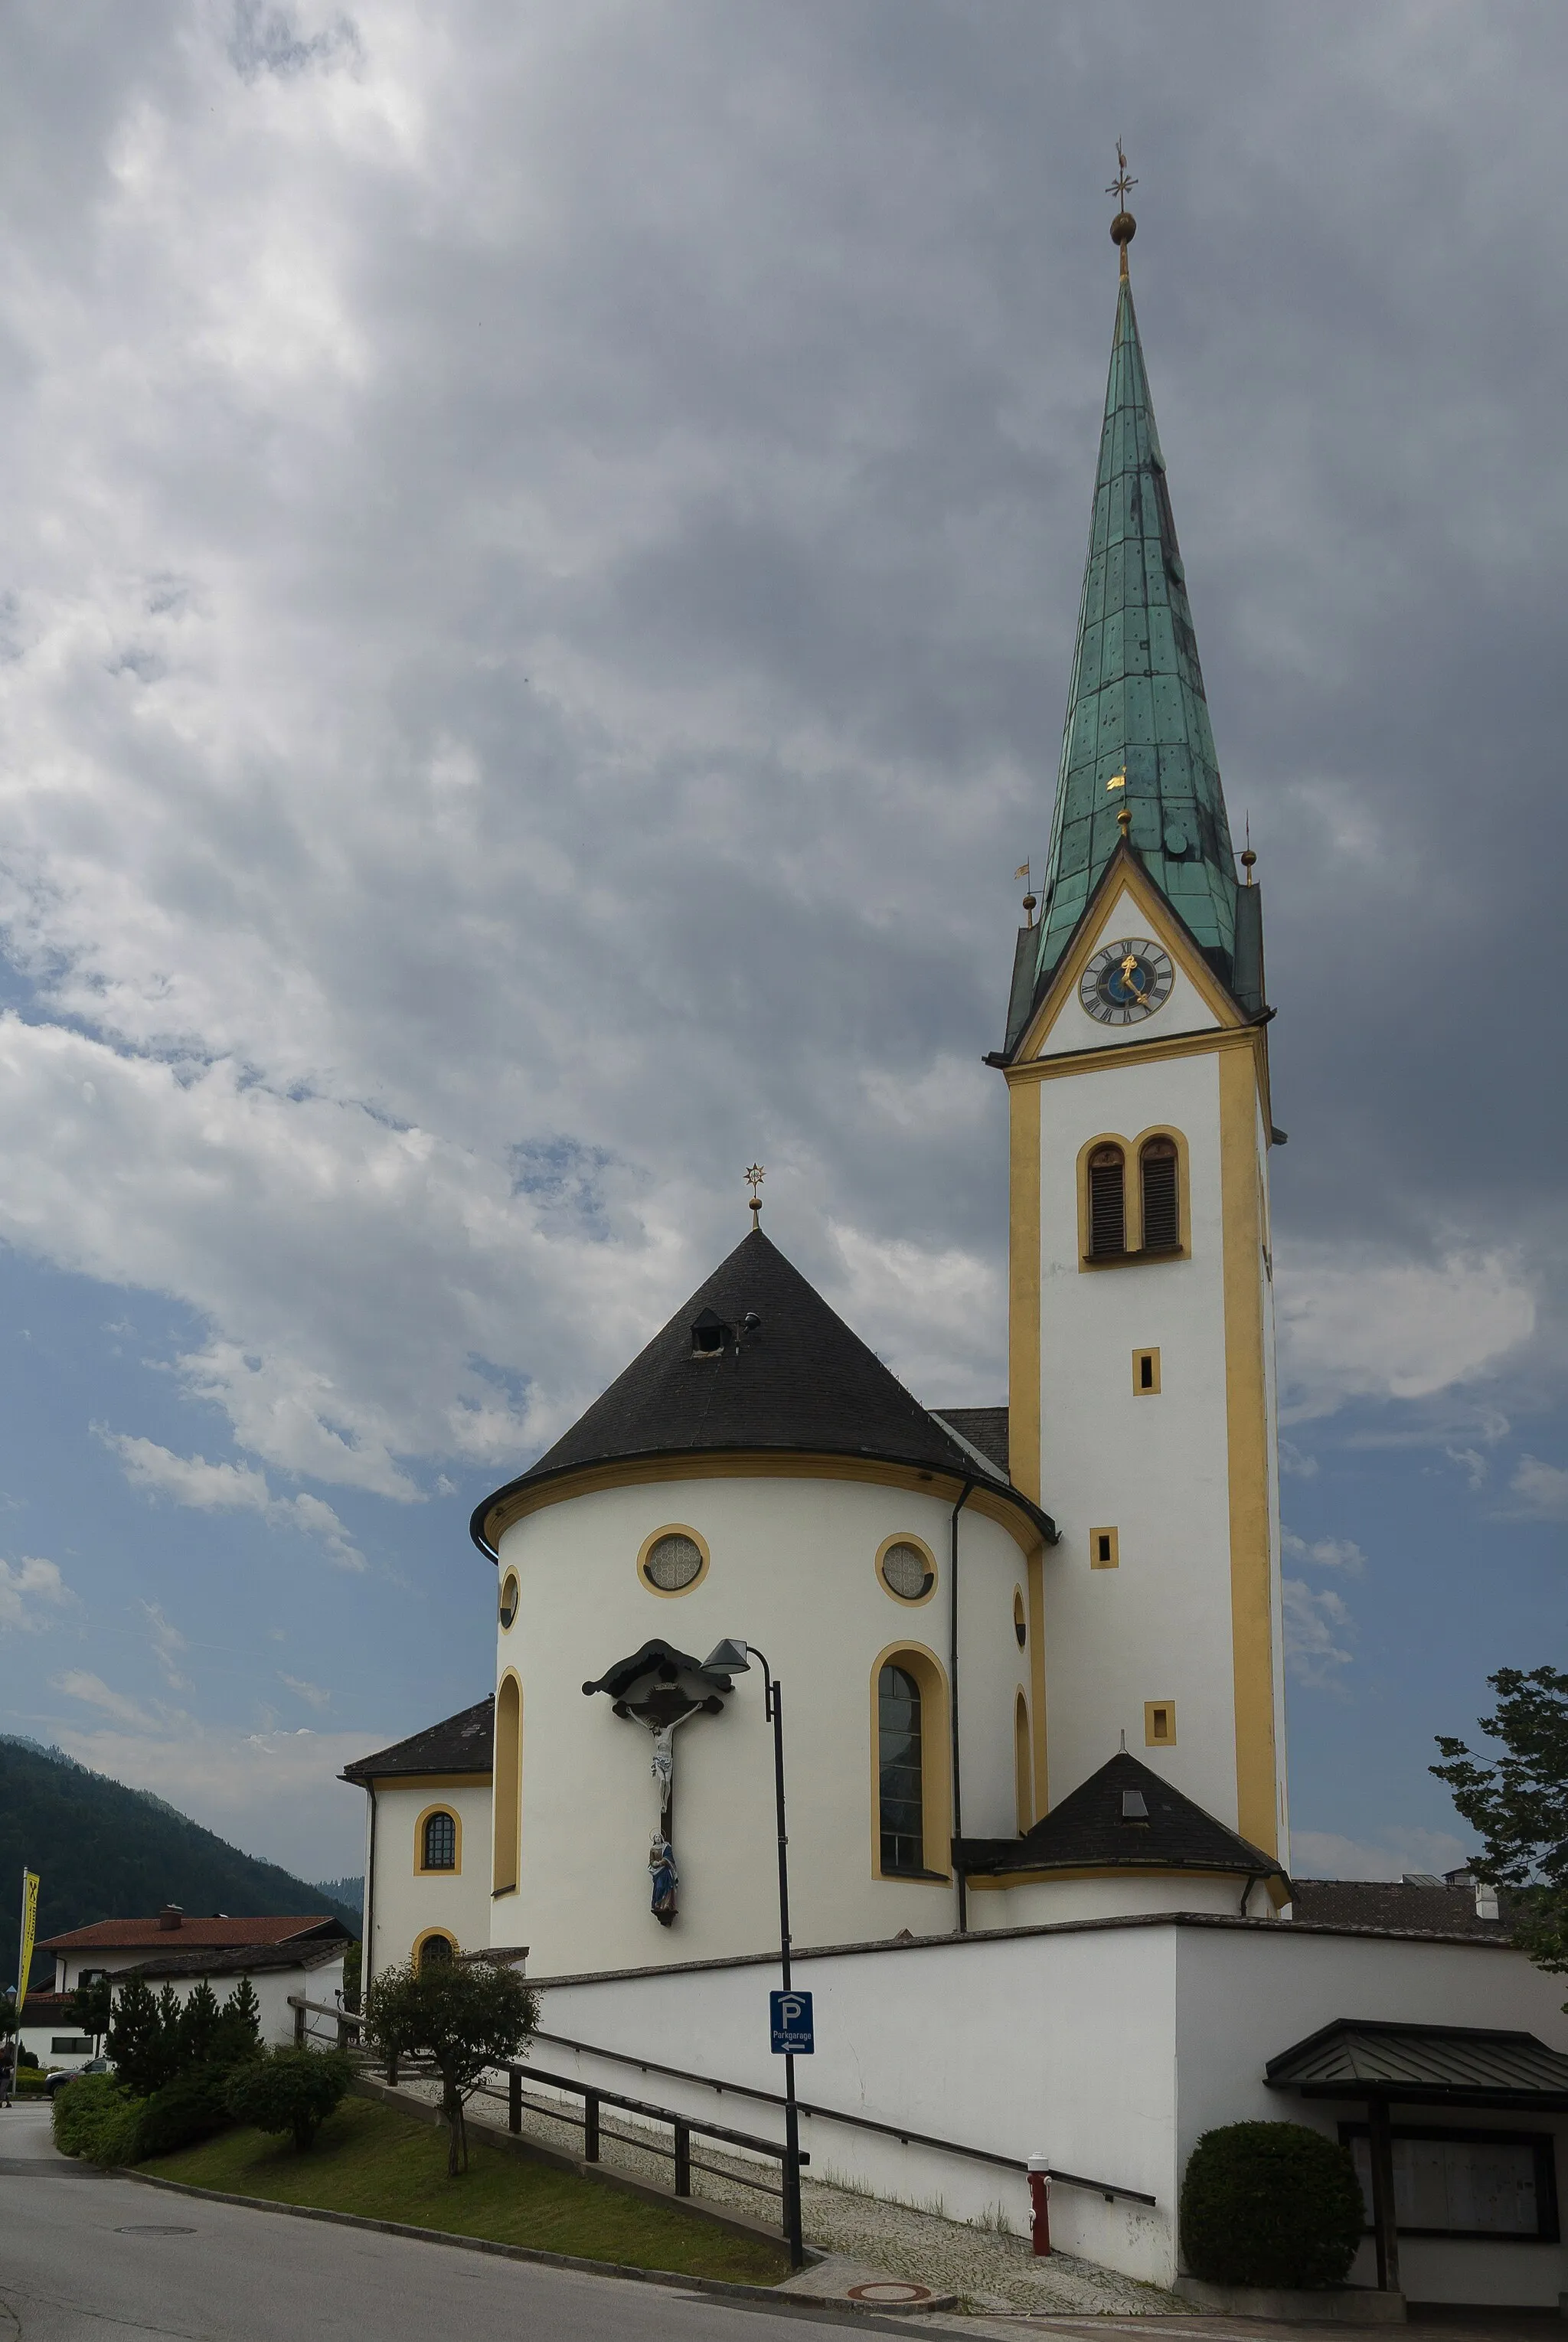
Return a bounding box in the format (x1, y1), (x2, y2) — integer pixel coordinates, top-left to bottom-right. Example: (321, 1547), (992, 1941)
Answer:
(1, 1738), (360, 1992)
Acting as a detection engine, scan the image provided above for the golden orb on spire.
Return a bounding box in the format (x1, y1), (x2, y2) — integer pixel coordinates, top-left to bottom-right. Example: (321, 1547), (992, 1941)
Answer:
(1106, 139), (1138, 276)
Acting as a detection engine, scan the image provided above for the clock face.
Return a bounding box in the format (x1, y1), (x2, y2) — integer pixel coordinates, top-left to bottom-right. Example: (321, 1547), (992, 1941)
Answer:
(1080, 937), (1175, 1026)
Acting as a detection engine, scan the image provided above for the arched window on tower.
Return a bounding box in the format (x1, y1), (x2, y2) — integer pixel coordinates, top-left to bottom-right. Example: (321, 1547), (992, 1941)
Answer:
(1140, 1136), (1180, 1253)
(877, 1664), (925, 1875)
(1087, 1145), (1125, 1258)
(421, 1811), (456, 1871)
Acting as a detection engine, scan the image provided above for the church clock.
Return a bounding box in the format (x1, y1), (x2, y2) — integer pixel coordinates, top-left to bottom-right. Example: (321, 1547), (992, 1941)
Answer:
(1078, 937), (1174, 1026)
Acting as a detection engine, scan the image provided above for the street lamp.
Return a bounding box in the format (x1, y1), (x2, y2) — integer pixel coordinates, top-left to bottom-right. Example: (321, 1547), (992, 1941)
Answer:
(704, 1637), (803, 2269)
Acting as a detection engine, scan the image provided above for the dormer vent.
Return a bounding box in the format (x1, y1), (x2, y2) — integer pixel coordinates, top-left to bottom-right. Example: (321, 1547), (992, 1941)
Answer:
(691, 1308), (727, 1357)
(1120, 1789), (1148, 1824)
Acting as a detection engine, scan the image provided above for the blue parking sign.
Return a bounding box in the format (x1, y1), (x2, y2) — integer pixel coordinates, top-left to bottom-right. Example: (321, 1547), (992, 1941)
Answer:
(770, 1989), (814, 2054)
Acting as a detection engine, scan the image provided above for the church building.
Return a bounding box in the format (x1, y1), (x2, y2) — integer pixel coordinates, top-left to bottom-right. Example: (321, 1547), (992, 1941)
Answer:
(346, 204), (1568, 2308)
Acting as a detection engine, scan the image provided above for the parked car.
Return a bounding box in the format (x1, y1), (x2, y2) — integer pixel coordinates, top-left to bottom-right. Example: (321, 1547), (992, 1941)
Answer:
(46, 2058), (113, 2098)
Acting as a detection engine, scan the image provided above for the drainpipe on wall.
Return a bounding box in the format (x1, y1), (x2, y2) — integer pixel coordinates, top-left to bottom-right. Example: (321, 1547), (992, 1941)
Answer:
(950, 1479), (973, 1934)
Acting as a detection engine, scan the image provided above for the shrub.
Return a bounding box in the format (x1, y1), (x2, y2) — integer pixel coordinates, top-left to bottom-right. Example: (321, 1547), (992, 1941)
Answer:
(1181, 2122), (1366, 2290)
(364, 1954), (537, 2174)
(224, 2048), (352, 2151)
(53, 2073), (148, 2168)
(135, 2062), (238, 2159)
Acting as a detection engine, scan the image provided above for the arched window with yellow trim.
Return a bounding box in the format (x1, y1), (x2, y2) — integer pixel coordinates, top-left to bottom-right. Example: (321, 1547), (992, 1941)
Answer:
(1014, 1693), (1033, 1834)
(878, 1664), (925, 1873)
(421, 1811), (456, 1870)
(1086, 1145), (1125, 1258)
(416, 1929), (456, 1972)
(493, 1671), (521, 1896)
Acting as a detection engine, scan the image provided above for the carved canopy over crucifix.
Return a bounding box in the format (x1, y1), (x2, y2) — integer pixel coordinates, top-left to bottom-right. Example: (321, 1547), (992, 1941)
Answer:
(582, 1641), (735, 1926)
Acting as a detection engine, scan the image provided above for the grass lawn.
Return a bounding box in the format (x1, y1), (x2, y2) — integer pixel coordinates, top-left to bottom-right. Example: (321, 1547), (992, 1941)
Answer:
(141, 2093), (790, 2286)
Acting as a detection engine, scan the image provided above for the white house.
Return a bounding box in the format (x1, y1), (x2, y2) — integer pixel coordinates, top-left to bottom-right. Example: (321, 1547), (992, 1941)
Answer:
(342, 214), (1568, 2308)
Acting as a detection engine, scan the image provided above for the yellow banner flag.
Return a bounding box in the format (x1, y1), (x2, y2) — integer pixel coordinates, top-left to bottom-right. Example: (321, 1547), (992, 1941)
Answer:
(16, 1872), (39, 2020)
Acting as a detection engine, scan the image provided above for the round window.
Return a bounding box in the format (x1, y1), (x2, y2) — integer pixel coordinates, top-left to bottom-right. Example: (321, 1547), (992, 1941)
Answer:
(880, 1540), (935, 1602)
(642, 1533), (704, 1592)
(498, 1571), (519, 1630)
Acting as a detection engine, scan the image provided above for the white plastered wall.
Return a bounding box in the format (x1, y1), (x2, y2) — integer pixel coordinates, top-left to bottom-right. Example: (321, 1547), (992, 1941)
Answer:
(1031, 1040), (1246, 1827)
(367, 1779), (495, 1978)
(492, 1470), (1030, 1978)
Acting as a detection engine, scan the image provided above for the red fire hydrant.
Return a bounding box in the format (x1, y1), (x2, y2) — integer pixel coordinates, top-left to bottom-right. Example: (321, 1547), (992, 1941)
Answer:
(1027, 2156), (1051, 2256)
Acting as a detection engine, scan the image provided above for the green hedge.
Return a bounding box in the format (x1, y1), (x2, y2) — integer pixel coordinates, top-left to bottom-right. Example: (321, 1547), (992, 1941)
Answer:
(53, 2073), (148, 2167)
(1181, 2121), (1366, 2289)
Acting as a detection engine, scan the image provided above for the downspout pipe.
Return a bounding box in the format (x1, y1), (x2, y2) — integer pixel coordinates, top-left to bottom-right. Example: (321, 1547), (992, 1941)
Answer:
(949, 1479), (974, 1934)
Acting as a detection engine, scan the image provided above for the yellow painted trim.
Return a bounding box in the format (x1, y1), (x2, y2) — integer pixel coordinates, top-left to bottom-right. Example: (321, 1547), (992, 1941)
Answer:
(484, 1451), (1043, 1555)
(1072, 1125), (1193, 1269)
(1008, 1080), (1041, 1505)
(870, 1640), (952, 1886)
(1145, 1697), (1176, 1748)
(358, 1772), (493, 1793)
(1017, 851), (1245, 1061)
(968, 1863), (1255, 1893)
(636, 1522), (711, 1599)
(875, 1532), (939, 1608)
(1090, 1525), (1119, 1569)
(1026, 1543), (1048, 1814)
(1004, 1017), (1263, 1089)
(1014, 1690), (1033, 1833)
(498, 1569), (519, 1631)
(413, 1802), (462, 1877)
(1220, 1042), (1279, 1857)
(493, 1670), (522, 1898)
(410, 1926), (460, 1966)
(1133, 1347), (1161, 1396)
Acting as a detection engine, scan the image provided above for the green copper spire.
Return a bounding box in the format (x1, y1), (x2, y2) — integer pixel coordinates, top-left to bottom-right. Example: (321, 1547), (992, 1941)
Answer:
(1031, 258), (1238, 991)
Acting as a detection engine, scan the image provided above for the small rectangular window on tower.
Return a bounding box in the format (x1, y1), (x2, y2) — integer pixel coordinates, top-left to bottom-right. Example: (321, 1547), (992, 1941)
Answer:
(1134, 1347), (1161, 1394)
(1090, 1527), (1119, 1569)
(1145, 1700), (1176, 1747)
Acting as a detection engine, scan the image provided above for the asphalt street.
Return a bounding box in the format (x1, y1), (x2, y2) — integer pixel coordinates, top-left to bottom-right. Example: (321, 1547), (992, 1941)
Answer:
(0, 2102), (842, 2342)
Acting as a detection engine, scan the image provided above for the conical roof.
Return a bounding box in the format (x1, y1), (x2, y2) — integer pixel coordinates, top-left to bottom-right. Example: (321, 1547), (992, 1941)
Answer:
(1031, 273), (1238, 991)
(471, 1229), (1054, 1550)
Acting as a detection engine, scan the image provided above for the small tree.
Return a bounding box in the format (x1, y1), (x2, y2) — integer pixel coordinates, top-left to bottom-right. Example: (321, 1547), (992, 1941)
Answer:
(106, 1976), (167, 2096)
(1434, 1666), (1568, 1974)
(178, 1981), (221, 2067)
(341, 1940), (362, 2015)
(364, 1955), (537, 2175)
(69, 1975), (113, 2050)
(224, 2047), (352, 2151)
(1181, 2122), (1366, 2289)
(211, 1977), (263, 2067)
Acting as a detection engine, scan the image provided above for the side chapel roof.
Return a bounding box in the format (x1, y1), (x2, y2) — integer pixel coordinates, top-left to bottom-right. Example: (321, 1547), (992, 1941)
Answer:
(954, 1749), (1285, 1884)
(472, 1230), (1053, 1553)
(341, 1696), (495, 1785)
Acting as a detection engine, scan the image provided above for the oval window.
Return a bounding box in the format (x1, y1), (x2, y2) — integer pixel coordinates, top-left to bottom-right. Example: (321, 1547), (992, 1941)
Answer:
(498, 1571), (519, 1630)
(880, 1540), (935, 1602)
(642, 1532), (704, 1593)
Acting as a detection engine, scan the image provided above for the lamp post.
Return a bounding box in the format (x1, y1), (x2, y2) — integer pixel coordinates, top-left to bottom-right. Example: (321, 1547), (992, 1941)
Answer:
(704, 1638), (803, 2269)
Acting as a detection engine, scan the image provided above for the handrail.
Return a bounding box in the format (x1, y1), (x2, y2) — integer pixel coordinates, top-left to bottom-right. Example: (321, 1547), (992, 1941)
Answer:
(506, 2059), (805, 2167)
(524, 2027), (1156, 2206)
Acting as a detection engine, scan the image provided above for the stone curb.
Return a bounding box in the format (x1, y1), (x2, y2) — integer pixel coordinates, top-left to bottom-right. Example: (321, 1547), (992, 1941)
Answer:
(117, 2168), (963, 2332)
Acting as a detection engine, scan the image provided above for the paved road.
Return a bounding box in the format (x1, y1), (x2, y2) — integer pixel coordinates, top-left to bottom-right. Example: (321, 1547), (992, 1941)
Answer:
(0, 2103), (843, 2342)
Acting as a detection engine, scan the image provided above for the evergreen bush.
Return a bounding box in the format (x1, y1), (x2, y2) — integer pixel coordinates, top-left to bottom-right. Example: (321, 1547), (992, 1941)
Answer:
(1181, 2122), (1366, 2290)
(53, 2073), (148, 2167)
(224, 2048), (353, 2151)
(135, 2063), (237, 2159)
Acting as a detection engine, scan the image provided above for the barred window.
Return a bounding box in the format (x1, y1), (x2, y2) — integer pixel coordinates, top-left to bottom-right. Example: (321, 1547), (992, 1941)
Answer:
(418, 1933), (454, 1971)
(643, 1533), (704, 1592)
(422, 1811), (457, 1870)
(1141, 1137), (1180, 1252)
(878, 1664), (925, 1874)
(1087, 1145), (1126, 1257)
(880, 1541), (934, 1602)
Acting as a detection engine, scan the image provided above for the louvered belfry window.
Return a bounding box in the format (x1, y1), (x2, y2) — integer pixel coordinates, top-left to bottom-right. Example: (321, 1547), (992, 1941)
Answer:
(1141, 1138), (1179, 1252)
(1087, 1145), (1125, 1257)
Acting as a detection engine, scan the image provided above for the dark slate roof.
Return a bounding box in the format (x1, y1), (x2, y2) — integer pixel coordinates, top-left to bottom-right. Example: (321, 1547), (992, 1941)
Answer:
(1290, 1879), (1511, 1939)
(954, 1750), (1285, 1882)
(125, 1938), (348, 1982)
(1266, 2020), (1568, 2107)
(472, 1230), (1054, 1550)
(932, 1407), (1010, 1475)
(341, 1697), (494, 1785)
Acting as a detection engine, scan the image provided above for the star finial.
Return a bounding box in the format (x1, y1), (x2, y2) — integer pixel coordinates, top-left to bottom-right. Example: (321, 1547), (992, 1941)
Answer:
(745, 1164), (765, 1223)
(1106, 139), (1138, 278)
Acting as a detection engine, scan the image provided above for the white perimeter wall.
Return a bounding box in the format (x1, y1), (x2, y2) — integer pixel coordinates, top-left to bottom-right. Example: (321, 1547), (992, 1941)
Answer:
(526, 1918), (1568, 2298)
(495, 1472), (1029, 1978)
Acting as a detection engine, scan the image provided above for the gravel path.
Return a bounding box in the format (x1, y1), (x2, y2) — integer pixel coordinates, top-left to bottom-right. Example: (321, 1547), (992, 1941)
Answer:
(389, 2070), (1181, 2316)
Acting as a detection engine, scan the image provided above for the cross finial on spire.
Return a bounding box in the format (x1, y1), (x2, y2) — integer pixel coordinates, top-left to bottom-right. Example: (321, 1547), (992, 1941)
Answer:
(745, 1164), (765, 1223)
(1106, 139), (1138, 278)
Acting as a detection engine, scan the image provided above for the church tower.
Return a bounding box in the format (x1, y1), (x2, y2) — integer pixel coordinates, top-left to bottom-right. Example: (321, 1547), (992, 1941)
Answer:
(994, 197), (1288, 1863)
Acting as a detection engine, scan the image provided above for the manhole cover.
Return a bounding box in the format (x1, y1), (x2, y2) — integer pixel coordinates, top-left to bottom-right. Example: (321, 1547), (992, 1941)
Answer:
(116, 2225), (196, 2235)
(846, 2282), (933, 2304)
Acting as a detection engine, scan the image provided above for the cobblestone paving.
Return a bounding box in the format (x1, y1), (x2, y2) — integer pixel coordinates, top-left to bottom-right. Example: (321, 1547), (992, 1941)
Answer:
(390, 2072), (1181, 2315)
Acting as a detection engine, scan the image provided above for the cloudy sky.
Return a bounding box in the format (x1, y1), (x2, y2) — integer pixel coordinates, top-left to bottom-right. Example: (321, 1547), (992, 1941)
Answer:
(0, 0), (1563, 1887)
